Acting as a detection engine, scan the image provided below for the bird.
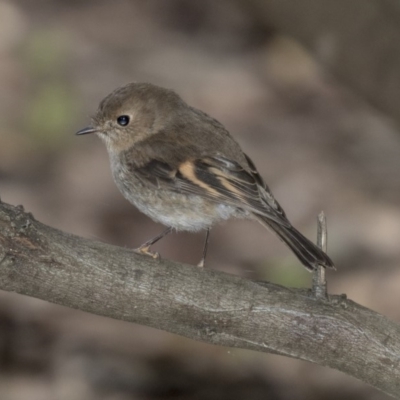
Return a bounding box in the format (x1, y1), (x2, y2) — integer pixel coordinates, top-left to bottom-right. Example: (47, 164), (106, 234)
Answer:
(76, 82), (334, 271)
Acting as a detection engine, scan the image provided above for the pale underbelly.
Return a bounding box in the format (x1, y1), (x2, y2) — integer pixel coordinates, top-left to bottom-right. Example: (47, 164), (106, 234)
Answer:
(112, 162), (246, 231)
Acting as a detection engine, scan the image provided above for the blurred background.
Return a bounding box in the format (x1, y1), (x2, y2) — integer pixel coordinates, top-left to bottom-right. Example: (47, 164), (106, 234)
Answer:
(1, 0), (400, 399)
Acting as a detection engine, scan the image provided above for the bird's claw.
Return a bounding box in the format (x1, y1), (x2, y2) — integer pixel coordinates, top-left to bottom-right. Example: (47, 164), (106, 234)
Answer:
(134, 245), (160, 260)
(197, 259), (205, 268)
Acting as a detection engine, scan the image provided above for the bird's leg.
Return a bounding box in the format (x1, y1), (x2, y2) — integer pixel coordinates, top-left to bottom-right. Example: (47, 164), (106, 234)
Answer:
(197, 229), (210, 268)
(135, 227), (173, 259)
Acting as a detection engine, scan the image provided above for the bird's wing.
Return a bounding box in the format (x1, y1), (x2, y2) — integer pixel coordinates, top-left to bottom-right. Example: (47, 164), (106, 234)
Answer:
(129, 147), (290, 227)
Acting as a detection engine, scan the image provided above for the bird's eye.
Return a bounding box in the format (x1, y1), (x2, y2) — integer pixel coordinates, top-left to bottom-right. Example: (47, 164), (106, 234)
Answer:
(117, 115), (130, 126)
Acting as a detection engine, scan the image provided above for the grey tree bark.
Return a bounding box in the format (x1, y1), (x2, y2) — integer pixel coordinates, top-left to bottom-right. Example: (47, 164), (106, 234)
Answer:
(0, 200), (399, 397)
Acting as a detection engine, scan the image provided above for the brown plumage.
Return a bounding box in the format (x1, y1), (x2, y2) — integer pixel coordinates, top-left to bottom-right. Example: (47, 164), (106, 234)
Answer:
(76, 82), (334, 271)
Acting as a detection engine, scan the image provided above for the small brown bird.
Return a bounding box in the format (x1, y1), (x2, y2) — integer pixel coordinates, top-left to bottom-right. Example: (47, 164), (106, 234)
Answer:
(76, 82), (334, 271)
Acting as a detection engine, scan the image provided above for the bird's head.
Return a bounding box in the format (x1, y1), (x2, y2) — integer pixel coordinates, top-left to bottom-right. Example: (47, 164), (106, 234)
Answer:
(76, 82), (184, 154)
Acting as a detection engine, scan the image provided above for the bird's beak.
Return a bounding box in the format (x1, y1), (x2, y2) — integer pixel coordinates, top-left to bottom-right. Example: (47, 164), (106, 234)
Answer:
(75, 126), (97, 135)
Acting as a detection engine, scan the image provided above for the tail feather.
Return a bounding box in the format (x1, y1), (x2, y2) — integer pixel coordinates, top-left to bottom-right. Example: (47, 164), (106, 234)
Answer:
(257, 217), (335, 271)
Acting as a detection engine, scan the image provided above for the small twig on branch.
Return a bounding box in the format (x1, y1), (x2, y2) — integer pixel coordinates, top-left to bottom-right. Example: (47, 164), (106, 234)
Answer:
(312, 211), (328, 299)
(0, 200), (399, 398)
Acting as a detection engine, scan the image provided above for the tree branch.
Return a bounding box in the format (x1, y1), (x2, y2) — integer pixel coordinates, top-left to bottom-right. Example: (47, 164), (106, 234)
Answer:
(0, 200), (399, 398)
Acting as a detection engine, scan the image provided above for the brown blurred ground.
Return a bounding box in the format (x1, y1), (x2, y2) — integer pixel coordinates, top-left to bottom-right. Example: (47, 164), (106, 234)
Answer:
(0, 1), (399, 399)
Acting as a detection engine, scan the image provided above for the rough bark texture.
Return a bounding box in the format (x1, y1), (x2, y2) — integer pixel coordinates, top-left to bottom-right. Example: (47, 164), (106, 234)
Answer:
(243, 0), (400, 126)
(0, 201), (399, 398)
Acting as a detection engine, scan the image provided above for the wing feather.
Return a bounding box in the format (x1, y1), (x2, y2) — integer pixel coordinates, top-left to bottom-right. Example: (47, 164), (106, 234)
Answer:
(131, 153), (291, 227)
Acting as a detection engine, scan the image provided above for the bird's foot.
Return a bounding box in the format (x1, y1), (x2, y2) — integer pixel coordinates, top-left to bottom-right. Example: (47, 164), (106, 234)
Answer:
(134, 245), (160, 260)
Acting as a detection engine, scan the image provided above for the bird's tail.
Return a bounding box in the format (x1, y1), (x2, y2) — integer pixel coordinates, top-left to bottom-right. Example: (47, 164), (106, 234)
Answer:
(256, 216), (335, 271)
